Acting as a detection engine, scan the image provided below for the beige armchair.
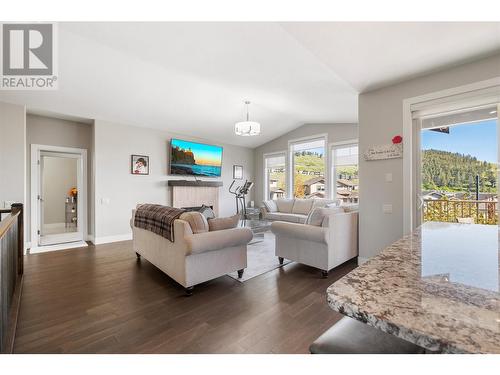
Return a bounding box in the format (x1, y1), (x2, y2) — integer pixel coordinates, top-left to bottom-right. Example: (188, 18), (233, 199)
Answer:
(131, 210), (253, 295)
(271, 209), (358, 277)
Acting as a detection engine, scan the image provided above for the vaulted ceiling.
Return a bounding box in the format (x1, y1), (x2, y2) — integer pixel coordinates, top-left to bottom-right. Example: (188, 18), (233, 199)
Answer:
(1, 22), (499, 147)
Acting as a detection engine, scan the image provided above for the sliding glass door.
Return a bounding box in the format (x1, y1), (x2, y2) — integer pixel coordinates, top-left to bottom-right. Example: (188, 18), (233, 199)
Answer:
(416, 105), (498, 226)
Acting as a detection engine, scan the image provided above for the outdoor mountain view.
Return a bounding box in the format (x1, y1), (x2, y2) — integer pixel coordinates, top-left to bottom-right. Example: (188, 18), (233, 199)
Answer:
(421, 118), (498, 224)
(293, 150), (325, 198)
(422, 150), (497, 193)
(266, 142), (359, 204)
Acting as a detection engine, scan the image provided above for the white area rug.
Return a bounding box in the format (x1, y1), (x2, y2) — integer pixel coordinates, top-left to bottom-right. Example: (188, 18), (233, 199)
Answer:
(227, 232), (291, 282)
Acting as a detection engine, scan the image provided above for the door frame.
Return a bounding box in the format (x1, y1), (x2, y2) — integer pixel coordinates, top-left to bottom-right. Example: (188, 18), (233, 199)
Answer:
(30, 144), (88, 251)
(402, 77), (500, 234)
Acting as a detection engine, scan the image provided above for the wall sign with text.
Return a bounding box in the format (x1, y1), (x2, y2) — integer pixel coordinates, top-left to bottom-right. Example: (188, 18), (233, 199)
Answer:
(363, 144), (403, 161)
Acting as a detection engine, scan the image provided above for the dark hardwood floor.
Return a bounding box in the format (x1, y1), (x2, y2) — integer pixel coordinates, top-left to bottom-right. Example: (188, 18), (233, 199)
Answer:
(14, 241), (356, 353)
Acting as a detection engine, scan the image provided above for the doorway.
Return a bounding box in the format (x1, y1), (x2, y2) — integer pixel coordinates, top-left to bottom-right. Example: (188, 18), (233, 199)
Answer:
(415, 106), (498, 227)
(31, 145), (87, 251)
(403, 80), (500, 233)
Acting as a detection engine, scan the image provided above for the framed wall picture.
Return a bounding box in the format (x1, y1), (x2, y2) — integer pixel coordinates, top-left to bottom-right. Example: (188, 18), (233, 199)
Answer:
(233, 165), (243, 179)
(131, 155), (149, 175)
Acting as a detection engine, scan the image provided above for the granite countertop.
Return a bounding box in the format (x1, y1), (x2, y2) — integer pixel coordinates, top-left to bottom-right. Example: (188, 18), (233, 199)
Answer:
(327, 222), (500, 353)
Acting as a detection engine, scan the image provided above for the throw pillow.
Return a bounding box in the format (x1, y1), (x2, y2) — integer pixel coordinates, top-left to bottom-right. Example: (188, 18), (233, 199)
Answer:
(179, 211), (209, 234)
(306, 207), (344, 226)
(325, 199), (342, 208)
(262, 200), (278, 213)
(208, 214), (240, 231)
(342, 204), (359, 213)
(292, 198), (314, 215)
(199, 205), (216, 219)
(312, 198), (334, 210)
(275, 198), (294, 213)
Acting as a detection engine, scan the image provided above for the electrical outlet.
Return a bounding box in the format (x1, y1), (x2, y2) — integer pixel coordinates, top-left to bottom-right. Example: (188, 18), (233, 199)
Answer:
(383, 204), (393, 214)
(385, 173), (393, 182)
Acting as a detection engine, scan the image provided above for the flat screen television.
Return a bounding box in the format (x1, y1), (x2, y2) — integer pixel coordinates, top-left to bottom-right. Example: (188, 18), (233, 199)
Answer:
(170, 138), (223, 177)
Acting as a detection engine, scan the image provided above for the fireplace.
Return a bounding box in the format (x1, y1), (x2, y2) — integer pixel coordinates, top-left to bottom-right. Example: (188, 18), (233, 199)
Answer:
(168, 180), (223, 216)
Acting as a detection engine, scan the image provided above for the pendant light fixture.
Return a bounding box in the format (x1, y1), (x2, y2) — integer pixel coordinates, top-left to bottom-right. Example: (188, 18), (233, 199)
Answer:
(235, 100), (261, 136)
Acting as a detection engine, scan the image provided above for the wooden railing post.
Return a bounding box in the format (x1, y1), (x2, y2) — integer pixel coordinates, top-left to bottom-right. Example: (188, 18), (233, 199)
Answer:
(0, 202), (24, 353)
(11, 203), (23, 275)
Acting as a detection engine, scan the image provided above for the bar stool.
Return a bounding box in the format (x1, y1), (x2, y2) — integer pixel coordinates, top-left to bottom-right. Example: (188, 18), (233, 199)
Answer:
(309, 316), (425, 354)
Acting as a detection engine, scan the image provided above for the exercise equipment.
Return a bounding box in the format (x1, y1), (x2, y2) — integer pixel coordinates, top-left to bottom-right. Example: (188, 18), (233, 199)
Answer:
(229, 180), (254, 217)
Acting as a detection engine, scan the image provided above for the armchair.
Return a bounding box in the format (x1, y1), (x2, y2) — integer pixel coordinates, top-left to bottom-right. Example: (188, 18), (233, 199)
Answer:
(271, 210), (358, 277)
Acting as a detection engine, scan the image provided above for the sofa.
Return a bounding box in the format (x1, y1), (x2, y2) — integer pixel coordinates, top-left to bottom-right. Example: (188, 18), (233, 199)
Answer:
(131, 209), (253, 295)
(260, 198), (338, 223)
(271, 205), (358, 277)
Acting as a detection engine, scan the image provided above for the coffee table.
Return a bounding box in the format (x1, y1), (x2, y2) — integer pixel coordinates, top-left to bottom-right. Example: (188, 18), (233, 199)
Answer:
(238, 219), (272, 243)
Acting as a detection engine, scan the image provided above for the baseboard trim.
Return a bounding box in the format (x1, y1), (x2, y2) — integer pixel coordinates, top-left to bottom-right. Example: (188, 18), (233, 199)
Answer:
(94, 233), (132, 245)
(29, 241), (88, 254)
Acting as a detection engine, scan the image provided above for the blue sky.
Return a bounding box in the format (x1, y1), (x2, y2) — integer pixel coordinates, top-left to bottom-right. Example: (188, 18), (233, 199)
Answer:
(421, 119), (497, 163)
(171, 138), (223, 166)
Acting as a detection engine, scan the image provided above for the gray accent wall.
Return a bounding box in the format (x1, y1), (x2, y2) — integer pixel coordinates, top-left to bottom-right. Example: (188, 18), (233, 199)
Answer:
(253, 123), (359, 205)
(358, 53), (500, 261)
(93, 120), (254, 242)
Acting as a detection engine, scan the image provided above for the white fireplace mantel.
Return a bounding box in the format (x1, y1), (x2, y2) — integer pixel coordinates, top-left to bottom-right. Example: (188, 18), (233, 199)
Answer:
(168, 180), (223, 216)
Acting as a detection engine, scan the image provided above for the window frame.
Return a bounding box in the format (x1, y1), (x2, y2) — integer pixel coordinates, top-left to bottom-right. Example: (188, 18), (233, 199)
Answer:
(330, 139), (359, 203)
(263, 150), (287, 201)
(288, 133), (328, 199)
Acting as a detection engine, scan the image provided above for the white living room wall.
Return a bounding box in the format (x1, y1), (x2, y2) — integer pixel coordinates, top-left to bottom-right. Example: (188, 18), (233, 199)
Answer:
(253, 123), (359, 204)
(93, 120), (254, 244)
(358, 53), (500, 261)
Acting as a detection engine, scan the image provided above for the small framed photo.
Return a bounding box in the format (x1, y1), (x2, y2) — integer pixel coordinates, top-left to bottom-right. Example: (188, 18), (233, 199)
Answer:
(233, 165), (243, 179)
(131, 155), (149, 175)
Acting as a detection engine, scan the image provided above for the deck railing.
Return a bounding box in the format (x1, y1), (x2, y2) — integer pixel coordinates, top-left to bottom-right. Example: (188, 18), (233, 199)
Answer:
(423, 199), (498, 225)
(0, 203), (24, 353)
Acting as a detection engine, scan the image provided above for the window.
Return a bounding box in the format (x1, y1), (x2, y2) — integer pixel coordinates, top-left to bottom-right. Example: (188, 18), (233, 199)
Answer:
(264, 153), (286, 200)
(331, 143), (358, 204)
(290, 137), (326, 198)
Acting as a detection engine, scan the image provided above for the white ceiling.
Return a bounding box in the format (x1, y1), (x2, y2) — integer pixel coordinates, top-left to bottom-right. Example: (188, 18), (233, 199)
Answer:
(281, 22), (500, 92)
(0, 22), (498, 148)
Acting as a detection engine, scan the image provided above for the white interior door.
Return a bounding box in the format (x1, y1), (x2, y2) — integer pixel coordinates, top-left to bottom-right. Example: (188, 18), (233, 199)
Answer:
(36, 150), (85, 246)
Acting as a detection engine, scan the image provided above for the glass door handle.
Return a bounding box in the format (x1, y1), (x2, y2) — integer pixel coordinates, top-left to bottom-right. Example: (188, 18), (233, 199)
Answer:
(417, 195), (424, 209)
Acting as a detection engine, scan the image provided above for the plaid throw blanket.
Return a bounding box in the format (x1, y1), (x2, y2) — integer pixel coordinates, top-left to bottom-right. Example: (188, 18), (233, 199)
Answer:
(134, 204), (185, 242)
